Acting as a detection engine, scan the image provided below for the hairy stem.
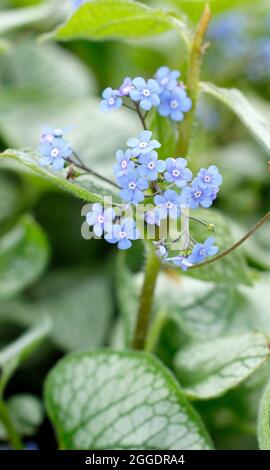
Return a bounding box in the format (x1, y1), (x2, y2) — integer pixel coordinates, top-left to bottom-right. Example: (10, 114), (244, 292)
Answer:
(0, 400), (23, 450)
(190, 211), (270, 270)
(132, 243), (161, 350)
(176, 4), (211, 156)
(67, 154), (119, 188)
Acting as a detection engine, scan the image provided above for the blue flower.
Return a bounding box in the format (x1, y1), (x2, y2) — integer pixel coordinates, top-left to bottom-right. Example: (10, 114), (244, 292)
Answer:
(86, 203), (115, 237)
(188, 237), (218, 264)
(197, 165), (222, 188)
(154, 189), (180, 220)
(114, 149), (135, 178)
(158, 87), (192, 122)
(100, 88), (122, 112)
(153, 241), (167, 260)
(105, 217), (139, 250)
(155, 66), (180, 91)
(180, 178), (214, 209)
(119, 77), (134, 96)
(127, 130), (161, 157)
(118, 170), (149, 204)
(38, 137), (72, 170)
(164, 157), (192, 188)
(166, 255), (193, 271)
(145, 208), (160, 226)
(130, 77), (160, 111)
(40, 126), (73, 144)
(138, 152), (166, 181)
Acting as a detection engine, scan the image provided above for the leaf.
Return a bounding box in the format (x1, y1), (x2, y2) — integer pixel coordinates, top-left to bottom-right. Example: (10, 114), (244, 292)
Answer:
(200, 82), (270, 154)
(0, 172), (21, 225)
(45, 349), (213, 450)
(173, 333), (270, 400)
(0, 149), (119, 203)
(149, 111), (176, 160)
(0, 269), (113, 352)
(0, 2), (54, 35)
(258, 379), (270, 450)
(0, 319), (51, 393)
(0, 394), (43, 439)
(46, 0), (190, 45)
(185, 209), (252, 285)
(0, 215), (49, 300)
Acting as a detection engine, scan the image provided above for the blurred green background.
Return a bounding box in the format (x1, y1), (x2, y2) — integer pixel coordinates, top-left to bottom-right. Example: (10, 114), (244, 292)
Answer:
(0, 0), (270, 450)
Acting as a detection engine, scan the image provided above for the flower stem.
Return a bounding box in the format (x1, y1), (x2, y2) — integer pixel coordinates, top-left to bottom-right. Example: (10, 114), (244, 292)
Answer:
(190, 211), (270, 270)
(132, 242), (160, 350)
(0, 399), (23, 450)
(66, 154), (119, 188)
(176, 4), (211, 157)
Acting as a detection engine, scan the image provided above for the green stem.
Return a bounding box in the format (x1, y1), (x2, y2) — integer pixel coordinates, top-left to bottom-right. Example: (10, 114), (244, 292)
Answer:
(0, 399), (23, 450)
(145, 310), (167, 353)
(132, 243), (161, 350)
(176, 4), (211, 156)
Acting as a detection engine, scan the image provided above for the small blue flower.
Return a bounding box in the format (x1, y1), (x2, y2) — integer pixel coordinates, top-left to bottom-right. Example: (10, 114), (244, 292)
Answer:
(153, 241), (167, 260)
(166, 255), (193, 271)
(145, 208), (160, 226)
(40, 126), (73, 144)
(127, 130), (161, 157)
(114, 149), (135, 178)
(105, 217), (139, 250)
(197, 165), (222, 188)
(100, 88), (122, 112)
(164, 157), (192, 188)
(119, 77), (134, 96)
(38, 137), (72, 170)
(155, 66), (180, 91)
(188, 237), (218, 264)
(158, 87), (192, 122)
(130, 77), (160, 111)
(154, 189), (180, 220)
(118, 170), (149, 204)
(86, 203), (115, 237)
(180, 178), (214, 209)
(138, 152), (166, 181)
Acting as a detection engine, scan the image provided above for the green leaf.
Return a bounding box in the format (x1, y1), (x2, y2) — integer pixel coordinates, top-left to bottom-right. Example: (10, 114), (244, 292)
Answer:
(0, 149), (120, 203)
(0, 172), (21, 225)
(173, 333), (270, 400)
(149, 111), (177, 160)
(0, 394), (43, 439)
(0, 2), (55, 35)
(0, 215), (49, 300)
(0, 269), (113, 352)
(46, 0), (190, 45)
(45, 349), (213, 450)
(200, 82), (270, 154)
(185, 209), (252, 285)
(258, 379), (270, 450)
(0, 319), (51, 394)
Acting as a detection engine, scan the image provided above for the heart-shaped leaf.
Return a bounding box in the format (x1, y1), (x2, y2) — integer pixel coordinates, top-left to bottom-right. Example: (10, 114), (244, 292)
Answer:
(45, 350), (213, 450)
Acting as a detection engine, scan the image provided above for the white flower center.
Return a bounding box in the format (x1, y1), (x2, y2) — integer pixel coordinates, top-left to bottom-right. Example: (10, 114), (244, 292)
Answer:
(129, 182), (136, 190)
(97, 215), (104, 224)
(121, 160), (127, 169)
(148, 162), (155, 170)
(51, 148), (60, 158)
(204, 175), (211, 182)
(172, 169), (180, 177)
(170, 100), (179, 109)
(194, 190), (202, 198)
(119, 231), (127, 239)
(200, 248), (206, 255)
(108, 97), (115, 105)
(166, 201), (174, 209)
(142, 88), (150, 97)
(140, 141), (148, 148)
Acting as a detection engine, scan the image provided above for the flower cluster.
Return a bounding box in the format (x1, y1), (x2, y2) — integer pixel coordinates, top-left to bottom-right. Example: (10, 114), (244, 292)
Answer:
(100, 66), (192, 122)
(37, 67), (223, 270)
(38, 127), (72, 170)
